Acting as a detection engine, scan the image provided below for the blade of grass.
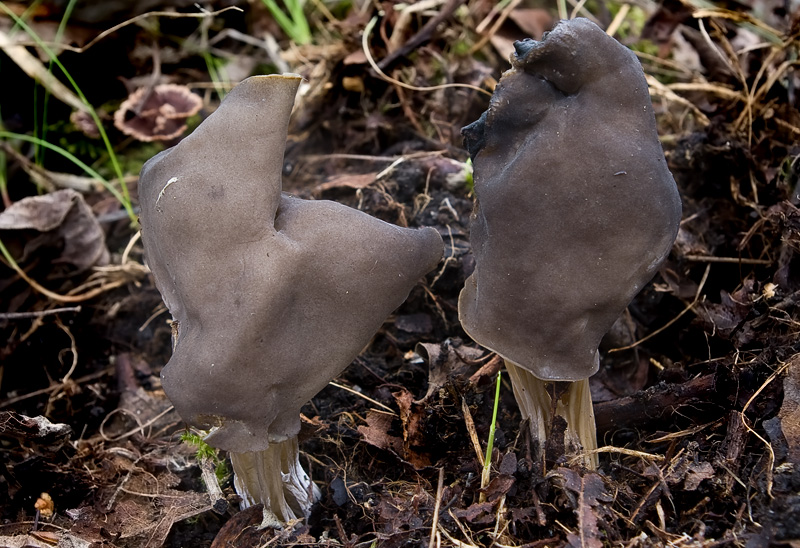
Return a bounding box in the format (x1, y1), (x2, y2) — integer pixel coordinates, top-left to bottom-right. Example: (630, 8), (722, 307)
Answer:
(479, 370), (502, 501)
(0, 131), (129, 206)
(0, 2), (135, 221)
(36, 0), (79, 165)
(0, 144), (8, 207)
(260, 0), (311, 44)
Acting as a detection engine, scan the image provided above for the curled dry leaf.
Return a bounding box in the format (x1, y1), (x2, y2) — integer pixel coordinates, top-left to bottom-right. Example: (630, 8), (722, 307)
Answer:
(0, 189), (109, 272)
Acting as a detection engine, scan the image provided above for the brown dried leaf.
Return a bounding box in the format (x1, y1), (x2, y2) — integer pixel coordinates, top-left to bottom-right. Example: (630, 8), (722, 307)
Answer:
(0, 189), (108, 272)
(357, 411), (404, 455)
(393, 389), (430, 468)
(481, 474), (515, 502)
(557, 468), (612, 548)
(210, 504), (265, 548)
(73, 469), (211, 548)
(453, 501), (496, 524)
(416, 340), (483, 400)
(684, 461), (715, 490)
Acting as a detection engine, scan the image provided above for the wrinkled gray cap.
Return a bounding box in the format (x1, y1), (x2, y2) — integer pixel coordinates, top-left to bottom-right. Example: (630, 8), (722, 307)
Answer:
(139, 75), (443, 452)
(459, 19), (682, 381)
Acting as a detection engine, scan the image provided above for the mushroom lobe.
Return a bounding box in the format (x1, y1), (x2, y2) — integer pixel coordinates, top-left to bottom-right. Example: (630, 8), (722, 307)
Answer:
(458, 18), (682, 381)
(139, 75), (444, 452)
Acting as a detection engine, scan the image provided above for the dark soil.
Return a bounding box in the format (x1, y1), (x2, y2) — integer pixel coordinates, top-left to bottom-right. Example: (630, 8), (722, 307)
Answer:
(2, 1), (800, 547)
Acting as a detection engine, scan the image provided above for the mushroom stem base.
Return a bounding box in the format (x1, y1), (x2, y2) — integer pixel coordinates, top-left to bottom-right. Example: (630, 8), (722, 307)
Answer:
(504, 360), (598, 469)
(230, 436), (321, 524)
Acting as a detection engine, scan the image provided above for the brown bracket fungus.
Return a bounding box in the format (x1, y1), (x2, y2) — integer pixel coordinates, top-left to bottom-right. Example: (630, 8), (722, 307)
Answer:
(138, 74), (443, 523)
(459, 19), (682, 468)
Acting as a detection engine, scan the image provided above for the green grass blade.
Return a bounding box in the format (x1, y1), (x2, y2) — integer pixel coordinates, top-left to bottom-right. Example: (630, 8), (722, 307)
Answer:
(0, 2), (135, 220)
(260, 0), (311, 44)
(480, 370), (502, 494)
(0, 131), (132, 211)
(36, 0), (79, 165)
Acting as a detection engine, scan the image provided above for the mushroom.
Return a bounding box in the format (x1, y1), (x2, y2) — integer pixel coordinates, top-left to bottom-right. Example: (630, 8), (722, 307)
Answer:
(458, 19), (682, 468)
(138, 74), (444, 523)
(114, 84), (203, 142)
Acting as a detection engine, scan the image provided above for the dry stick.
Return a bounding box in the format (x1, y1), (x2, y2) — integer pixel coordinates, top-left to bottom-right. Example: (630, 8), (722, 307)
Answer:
(0, 254), (127, 303)
(99, 405), (176, 442)
(740, 357), (792, 499)
(51, 318), (78, 417)
(0, 29), (87, 112)
(0, 306), (81, 320)
(377, 0), (464, 71)
(362, 17), (492, 97)
(570, 445), (666, 466)
(605, 3), (630, 38)
(468, 0), (523, 56)
(609, 264), (711, 353)
(692, 7), (784, 40)
(0, 366), (113, 408)
(462, 397), (486, 467)
(645, 75), (711, 126)
(428, 468), (445, 548)
(328, 381), (397, 415)
(23, 6), (244, 54)
(684, 255), (771, 264)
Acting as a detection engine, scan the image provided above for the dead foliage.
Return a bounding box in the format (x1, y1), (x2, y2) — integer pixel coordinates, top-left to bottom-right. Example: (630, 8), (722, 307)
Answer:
(2, 0), (800, 547)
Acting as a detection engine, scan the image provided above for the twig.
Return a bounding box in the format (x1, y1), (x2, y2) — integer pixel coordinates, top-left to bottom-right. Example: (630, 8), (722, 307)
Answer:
(570, 445), (666, 465)
(0, 367), (113, 408)
(21, 7), (244, 54)
(609, 264), (710, 353)
(684, 255), (771, 264)
(99, 405), (175, 442)
(605, 4), (631, 38)
(739, 356), (792, 498)
(468, 0), (523, 56)
(200, 457), (229, 514)
(329, 381), (397, 415)
(461, 397), (485, 467)
(428, 468), (445, 548)
(362, 17), (491, 97)
(0, 29), (88, 112)
(0, 306), (81, 320)
(377, 0), (464, 71)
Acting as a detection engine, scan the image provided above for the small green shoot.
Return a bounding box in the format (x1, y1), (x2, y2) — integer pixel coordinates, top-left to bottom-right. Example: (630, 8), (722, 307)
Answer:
(480, 370), (502, 499)
(260, 0), (312, 45)
(181, 431), (230, 483)
(464, 158), (474, 192)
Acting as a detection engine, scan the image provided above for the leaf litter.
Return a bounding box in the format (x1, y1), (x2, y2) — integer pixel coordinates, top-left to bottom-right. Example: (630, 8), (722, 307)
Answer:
(1, 1), (800, 547)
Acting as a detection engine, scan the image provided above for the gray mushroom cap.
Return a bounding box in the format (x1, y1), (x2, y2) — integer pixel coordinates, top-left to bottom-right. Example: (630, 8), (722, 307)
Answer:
(458, 19), (682, 381)
(139, 75), (444, 453)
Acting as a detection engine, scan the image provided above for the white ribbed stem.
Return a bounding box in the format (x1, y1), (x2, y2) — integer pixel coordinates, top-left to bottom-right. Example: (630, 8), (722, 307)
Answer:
(230, 436), (321, 525)
(504, 360), (598, 469)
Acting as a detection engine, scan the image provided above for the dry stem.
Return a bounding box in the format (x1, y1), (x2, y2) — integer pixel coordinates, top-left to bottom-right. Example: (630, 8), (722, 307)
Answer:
(504, 360), (598, 469)
(230, 436), (321, 525)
